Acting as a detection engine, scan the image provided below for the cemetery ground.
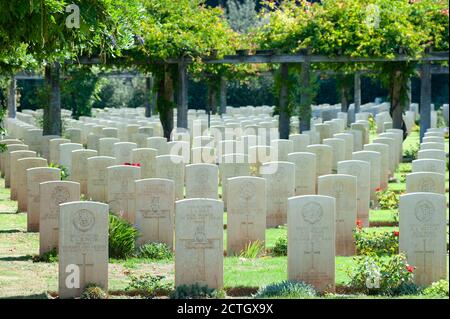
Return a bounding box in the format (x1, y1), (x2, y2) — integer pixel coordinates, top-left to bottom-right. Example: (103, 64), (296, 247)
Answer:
(0, 131), (448, 299)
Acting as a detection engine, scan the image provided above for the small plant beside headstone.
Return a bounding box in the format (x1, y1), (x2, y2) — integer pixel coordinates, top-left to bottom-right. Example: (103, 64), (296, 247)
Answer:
(170, 284), (225, 299)
(80, 284), (108, 299)
(272, 236), (287, 257)
(109, 213), (139, 259)
(346, 253), (417, 296)
(125, 273), (172, 298)
(253, 281), (317, 298)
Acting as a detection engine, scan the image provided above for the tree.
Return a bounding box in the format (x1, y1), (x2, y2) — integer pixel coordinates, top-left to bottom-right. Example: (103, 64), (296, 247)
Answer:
(0, 0), (143, 135)
(130, 0), (239, 138)
(255, 0), (448, 134)
(226, 0), (261, 34)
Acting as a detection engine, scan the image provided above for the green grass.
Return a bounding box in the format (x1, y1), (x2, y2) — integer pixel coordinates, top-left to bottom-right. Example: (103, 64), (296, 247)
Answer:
(370, 209), (398, 223)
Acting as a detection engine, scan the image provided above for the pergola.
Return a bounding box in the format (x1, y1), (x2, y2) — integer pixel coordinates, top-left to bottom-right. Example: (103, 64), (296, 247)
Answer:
(7, 51), (449, 141)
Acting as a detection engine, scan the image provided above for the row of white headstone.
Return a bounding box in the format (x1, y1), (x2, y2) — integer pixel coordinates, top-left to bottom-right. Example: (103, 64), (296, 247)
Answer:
(1, 111), (447, 297)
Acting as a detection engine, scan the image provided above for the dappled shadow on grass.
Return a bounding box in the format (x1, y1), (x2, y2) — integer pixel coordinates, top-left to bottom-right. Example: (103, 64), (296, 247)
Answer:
(2, 293), (49, 299)
(0, 229), (25, 234)
(0, 254), (33, 261)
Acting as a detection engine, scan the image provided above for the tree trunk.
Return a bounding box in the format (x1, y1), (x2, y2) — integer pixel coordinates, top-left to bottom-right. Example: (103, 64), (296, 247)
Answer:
(419, 62), (431, 142)
(208, 83), (218, 115)
(278, 63), (290, 139)
(157, 68), (174, 140)
(340, 86), (349, 112)
(299, 60), (311, 132)
(354, 72), (361, 116)
(144, 76), (152, 118)
(406, 78), (412, 110)
(389, 70), (404, 131)
(219, 76), (227, 115)
(7, 78), (16, 118)
(43, 63), (62, 136)
(176, 62), (188, 129)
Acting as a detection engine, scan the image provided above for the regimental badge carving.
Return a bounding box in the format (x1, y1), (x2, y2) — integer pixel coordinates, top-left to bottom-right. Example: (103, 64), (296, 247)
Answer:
(302, 202), (323, 225)
(72, 209), (95, 232)
(239, 181), (256, 202)
(50, 186), (71, 214)
(415, 200), (434, 223)
(150, 196), (160, 212)
(418, 177), (435, 192)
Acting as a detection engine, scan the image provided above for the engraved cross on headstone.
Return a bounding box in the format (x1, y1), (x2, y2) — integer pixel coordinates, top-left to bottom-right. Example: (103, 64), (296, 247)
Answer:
(414, 239), (434, 282)
(182, 219), (218, 284)
(76, 253), (94, 287)
(141, 197), (166, 239)
(240, 214), (255, 241)
(304, 242), (320, 271)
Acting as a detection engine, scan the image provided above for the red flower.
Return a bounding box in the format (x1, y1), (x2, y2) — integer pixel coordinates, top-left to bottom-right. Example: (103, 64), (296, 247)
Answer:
(356, 219), (363, 229)
(406, 265), (415, 273)
(375, 187), (382, 192)
(393, 230), (399, 237)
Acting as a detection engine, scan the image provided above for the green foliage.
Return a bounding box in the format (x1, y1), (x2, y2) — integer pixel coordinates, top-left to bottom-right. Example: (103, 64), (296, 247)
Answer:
(272, 236), (287, 256)
(0, 108), (6, 153)
(170, 283), (225, 299)
(256, 0), (448, 57)
(0, 0), (143, 64)
(48, 162), (69, 180)
(226, 0), (261, 34)
(368, 115), (376, 133)
(376, 188), (399, 210)
(354, 228), (399, 256)
(403, 142), (420, 162)
(80, 284), (108, 299)
(61, 67), (103, 119)
(347, 253), (416, 296)
(92, 77), (147, 110)
(239, 240), (265, 258)
(32, 248), (58, 263)
(108, 214), (139, 259)
(422, 280), (449, 297)
(253, 280), (317, 298)
(138, 0), (237, 65)
(135, 242), (173, 260)
(125, 273), (172, 298)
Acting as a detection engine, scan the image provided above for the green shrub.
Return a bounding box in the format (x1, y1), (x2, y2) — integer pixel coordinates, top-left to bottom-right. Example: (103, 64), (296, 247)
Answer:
(376, 188), (399, 210)
(254, 280), (317, 298)
(125, 273), (172, 298)
(368, 115), (376, 133)
(32, 248), (58, 263)
(354, 228), (399, 256)
(272, 236), (287, 256)
(170, 283), (225, 299)
(80, 284), (108, 299)
(136, 242), (173, 260)
(49, 162), (69, 180)
(239, 240), (265, 258)
(347, 253), (415, 296)
(109, 214), (139, 259)
(403, 143), (420, 162)
(422, 280), (449, 297)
